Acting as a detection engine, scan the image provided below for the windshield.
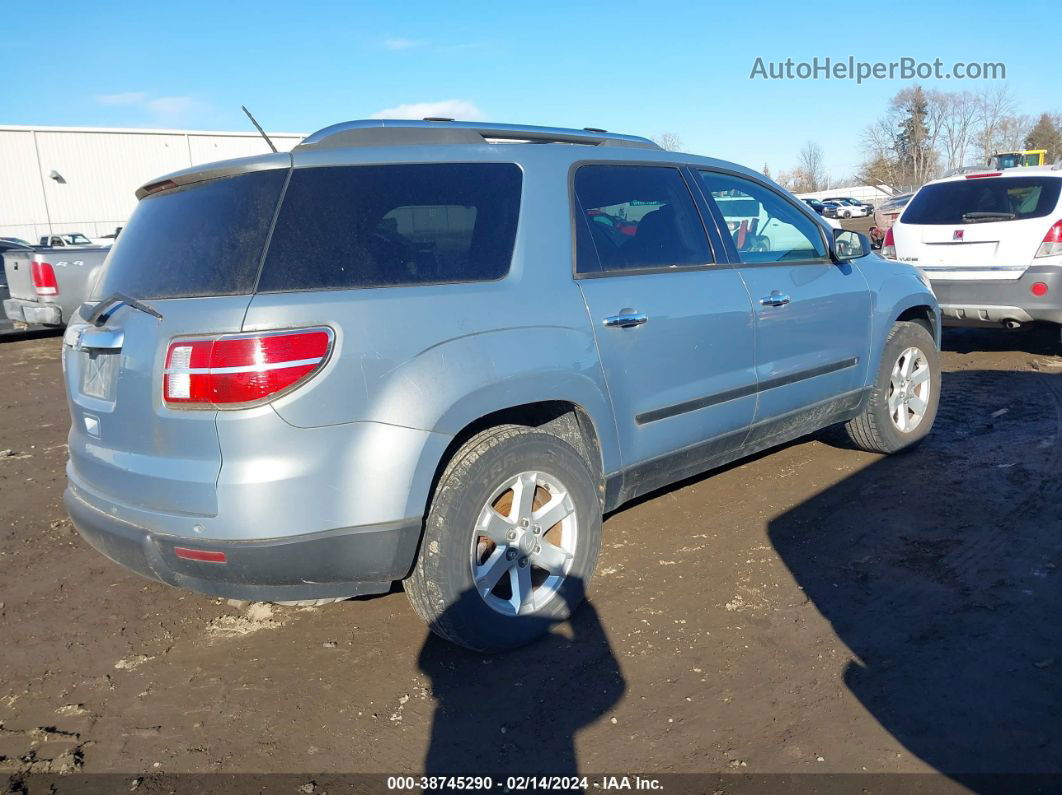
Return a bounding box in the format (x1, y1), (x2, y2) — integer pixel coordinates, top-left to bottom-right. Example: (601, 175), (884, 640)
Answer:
(902, 177), (1061, 225)
(93, 169), (287, 300)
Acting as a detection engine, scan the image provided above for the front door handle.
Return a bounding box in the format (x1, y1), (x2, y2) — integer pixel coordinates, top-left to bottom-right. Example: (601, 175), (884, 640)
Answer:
(760, 291), (791, 307)
(603, 311), (648, 328)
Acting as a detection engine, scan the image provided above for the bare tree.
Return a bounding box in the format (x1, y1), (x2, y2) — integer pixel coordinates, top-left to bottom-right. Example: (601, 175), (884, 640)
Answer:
(651, 132), (683, 151)
(975, 84), (1019, 161)
(937, 90), (979, 170)
(858, 118), (905, 188)
(796, 141), (827, 192)
(995, 114), (1033, 153)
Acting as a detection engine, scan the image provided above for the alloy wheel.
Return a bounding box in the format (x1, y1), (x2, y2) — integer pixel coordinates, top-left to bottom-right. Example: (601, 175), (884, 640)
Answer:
(888, 346), (931, 432)
(470, 470), (578, 616)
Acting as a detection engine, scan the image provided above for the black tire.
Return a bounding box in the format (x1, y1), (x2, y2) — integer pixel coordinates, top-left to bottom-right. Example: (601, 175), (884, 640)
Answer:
(405, 425), (602, 653)
(845, 321), (941, 453)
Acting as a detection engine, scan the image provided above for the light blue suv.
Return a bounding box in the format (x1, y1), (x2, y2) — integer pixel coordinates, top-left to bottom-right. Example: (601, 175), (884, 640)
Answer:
(62, 120), (941, 651)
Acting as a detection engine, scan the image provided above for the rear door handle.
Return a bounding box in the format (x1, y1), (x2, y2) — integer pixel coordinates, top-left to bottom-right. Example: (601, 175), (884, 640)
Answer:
(603, 311), (648, 328)
(760, 292), (791, 307)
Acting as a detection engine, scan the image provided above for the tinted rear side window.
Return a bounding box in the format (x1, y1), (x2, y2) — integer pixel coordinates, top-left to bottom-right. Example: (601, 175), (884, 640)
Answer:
(573, 165), (711, 274)
(93, 169), (287, 299)
(257, 163), (522, 292)
(903, 177), (1062, 225)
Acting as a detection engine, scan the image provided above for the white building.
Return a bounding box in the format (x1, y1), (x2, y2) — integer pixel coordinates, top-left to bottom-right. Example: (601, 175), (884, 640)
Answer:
(0, 125), (306, 244)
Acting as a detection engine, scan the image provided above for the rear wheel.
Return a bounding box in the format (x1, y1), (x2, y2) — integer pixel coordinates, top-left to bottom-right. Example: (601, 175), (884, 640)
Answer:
(405, 425), (602, 652)
(845, 321), (940, 453)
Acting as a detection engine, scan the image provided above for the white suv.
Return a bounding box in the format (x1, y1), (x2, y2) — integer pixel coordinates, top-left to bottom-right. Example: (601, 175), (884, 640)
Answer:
(885, 166), (1062, 332)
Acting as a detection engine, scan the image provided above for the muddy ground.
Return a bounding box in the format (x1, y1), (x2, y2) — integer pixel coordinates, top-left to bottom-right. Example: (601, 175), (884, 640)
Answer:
(1, 324), (1060, 789)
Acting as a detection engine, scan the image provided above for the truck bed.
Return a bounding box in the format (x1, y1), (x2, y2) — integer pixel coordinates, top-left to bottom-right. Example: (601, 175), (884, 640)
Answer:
(3, 246), (109, 328)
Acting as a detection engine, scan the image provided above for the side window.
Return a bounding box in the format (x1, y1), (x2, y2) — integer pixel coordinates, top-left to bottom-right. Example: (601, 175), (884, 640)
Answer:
(258, 163), (521, 292)
(698, 172), (827, 264)
(573, 165), (711, 275)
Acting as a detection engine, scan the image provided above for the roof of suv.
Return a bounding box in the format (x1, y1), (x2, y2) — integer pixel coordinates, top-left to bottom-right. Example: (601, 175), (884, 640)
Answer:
(136, 118), (780, 199)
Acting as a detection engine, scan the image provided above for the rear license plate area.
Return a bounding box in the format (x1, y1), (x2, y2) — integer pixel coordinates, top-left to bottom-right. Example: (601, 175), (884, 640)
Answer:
(79, 350), (119, 401)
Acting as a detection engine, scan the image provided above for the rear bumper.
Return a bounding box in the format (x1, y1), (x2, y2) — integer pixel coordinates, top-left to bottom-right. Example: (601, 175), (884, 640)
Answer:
(4, 297), (62, 326)
(928, 266), (1062, 326)
(66, 484), (422, 601)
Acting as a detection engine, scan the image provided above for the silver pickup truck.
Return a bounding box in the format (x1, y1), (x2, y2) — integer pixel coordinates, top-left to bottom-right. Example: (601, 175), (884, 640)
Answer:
(3, 245), (109, 327)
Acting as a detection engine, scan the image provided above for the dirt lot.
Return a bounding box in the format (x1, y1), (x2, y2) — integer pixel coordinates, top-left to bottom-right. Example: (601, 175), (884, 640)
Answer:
(1, 324), (1061, 789)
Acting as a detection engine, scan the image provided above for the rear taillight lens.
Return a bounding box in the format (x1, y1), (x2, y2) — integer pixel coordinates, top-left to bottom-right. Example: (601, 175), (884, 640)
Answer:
(881, 226), (897, 260)
(31, 262), (58, 295)
(163, 327), (334, 409)
(1035, 220), (1062, 258)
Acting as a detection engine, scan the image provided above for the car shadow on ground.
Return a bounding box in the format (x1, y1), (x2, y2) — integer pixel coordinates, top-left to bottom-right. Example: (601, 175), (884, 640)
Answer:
(0, 325), (62, 343)
(768, 368), (1062, 785)
(942, 325), (1060, 356)
(417, 580), (624, 776)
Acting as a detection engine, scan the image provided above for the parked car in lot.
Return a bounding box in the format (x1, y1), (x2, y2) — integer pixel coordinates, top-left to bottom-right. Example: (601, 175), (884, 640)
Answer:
(801, 198), (842, 219)
(874, 193), (913, 230)
(823, 197), (872, 219)
(3, 243), (109, 327)
(39, 232), (99, 247)
(884, 166), (1062, 333)
(800, 199), (843, 228)
(62, 119), (941, 652)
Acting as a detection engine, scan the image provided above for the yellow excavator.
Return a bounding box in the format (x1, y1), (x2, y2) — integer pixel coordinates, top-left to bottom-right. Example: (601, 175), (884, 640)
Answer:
(989, 149), (1048, 169)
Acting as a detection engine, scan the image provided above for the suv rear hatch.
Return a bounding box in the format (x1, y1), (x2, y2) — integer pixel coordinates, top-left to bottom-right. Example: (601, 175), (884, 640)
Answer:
(64, 159), (289, 518)
(895, 174), (1062, 280)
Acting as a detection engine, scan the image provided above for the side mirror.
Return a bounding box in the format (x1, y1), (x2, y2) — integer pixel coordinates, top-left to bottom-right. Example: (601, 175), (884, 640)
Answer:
(831, 228), (870, 260)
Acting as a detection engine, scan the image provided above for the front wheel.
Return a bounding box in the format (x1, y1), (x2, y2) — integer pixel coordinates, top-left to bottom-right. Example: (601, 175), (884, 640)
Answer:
(405, 425), (602, 652)
(845, 321), (941, 453)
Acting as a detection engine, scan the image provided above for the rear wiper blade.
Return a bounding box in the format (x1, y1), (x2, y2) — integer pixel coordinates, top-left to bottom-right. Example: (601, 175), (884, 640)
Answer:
(88, 292), (164, 326)
(961, 211), (1016, 222)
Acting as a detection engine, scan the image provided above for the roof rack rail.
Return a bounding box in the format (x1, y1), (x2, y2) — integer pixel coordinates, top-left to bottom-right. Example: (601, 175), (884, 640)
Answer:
(295, 119), (661, 151)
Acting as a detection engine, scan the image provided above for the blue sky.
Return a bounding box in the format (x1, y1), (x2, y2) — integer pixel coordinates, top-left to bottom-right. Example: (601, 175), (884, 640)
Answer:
(5, 0), (1058, 178)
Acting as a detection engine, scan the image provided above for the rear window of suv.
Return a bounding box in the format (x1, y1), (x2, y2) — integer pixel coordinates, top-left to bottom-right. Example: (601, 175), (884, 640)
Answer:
(94, 169), (287, 299)
(903, 176), (1062, 225)
(257, 163), (522, 291)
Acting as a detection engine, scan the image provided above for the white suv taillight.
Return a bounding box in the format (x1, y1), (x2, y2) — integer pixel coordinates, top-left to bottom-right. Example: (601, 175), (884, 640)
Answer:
(32, 262), (58, 295)
(1035, 219), (1062, 258)
(881, 226), (897, 260)
(163, 327), (334, 409)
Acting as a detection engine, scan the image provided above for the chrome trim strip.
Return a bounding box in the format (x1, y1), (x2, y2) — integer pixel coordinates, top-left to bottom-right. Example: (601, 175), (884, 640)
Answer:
(919, 265), (1026, 272)
(164, 356), (323, 376)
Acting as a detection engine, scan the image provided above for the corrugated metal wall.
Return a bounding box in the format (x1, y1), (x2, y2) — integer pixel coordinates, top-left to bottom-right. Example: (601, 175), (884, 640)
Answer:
(0, 125), (304, 243)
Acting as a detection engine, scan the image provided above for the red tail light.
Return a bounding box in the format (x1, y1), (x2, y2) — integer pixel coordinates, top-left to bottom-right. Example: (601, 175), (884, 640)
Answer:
(31, 262), (58, 295)
(1035, 219), (1062, 258)
(163, 327), (334, 409)
(881, 226), (897, 260)
(965, 172), (1002, 179)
